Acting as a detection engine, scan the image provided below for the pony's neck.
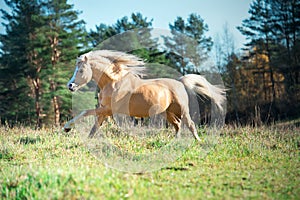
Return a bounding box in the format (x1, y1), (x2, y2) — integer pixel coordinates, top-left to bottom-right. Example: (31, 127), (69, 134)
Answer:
(91, 65), (114, 89)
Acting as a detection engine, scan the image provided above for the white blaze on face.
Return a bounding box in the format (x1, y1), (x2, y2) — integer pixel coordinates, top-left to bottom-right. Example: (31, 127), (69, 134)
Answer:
(67, 66), (79, 91)
(67, 66), (78, 87)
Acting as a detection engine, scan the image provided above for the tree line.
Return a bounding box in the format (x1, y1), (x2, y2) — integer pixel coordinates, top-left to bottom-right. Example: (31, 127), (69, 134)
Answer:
(0, 0), (299, 127)
(223, 0), (300, 124)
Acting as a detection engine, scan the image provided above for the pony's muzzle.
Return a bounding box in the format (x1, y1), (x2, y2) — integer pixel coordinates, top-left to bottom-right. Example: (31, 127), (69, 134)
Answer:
(68, 83), (77, 92)
(64, 127), (71, 132)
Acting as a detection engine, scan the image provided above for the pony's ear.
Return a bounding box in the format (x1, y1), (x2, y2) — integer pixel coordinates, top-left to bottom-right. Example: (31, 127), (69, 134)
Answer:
(84, 56), (88, 63)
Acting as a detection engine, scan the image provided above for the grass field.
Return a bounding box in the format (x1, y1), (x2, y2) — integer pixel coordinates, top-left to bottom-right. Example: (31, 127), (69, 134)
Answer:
(0, 123), (299, 199)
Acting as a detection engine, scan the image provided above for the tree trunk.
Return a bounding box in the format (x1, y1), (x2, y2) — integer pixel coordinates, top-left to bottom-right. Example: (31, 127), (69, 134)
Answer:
(50, 80), (60, 126)
(269, 66), (276, 101)
(32, 77), (42, 129)
(52, 95), (60, 126)
(50, 35), (61, 126)
(265, 35), (276, 102)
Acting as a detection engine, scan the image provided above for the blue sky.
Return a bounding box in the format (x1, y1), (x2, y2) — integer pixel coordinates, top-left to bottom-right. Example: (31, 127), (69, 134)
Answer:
(69, 0), (253, 50)
(0, 0), (252, 50)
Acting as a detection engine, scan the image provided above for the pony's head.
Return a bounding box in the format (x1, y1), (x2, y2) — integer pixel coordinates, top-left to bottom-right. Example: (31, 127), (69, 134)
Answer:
(67, 50), (145, 91)
(67, 55), (93, 92)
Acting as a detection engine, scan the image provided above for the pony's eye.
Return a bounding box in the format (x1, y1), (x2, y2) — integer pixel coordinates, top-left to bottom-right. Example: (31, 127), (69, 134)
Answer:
(79, 69), (83, 73)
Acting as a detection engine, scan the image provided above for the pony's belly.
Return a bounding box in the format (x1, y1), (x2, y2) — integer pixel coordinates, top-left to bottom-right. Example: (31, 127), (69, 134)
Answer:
(129, 103), (163, 117)
(129, 102), (164, 117)
(127, 85), (172, 117)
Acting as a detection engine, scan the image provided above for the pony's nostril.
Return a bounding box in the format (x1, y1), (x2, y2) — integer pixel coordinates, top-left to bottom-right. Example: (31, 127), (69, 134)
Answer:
(68, 83), (76, 91)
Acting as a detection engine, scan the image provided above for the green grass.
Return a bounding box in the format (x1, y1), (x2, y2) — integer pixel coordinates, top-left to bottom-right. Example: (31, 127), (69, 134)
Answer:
(0, 124), (299, 199)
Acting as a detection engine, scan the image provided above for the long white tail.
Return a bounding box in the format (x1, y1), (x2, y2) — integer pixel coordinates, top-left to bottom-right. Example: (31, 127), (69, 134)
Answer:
(179, 74), (226, 111)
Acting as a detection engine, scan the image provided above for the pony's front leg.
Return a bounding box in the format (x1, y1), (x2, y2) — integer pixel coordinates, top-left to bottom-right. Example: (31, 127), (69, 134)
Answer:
(88, 106), (113, 137)
(63, 109), (96, 132)
(88, 115), (106, 138)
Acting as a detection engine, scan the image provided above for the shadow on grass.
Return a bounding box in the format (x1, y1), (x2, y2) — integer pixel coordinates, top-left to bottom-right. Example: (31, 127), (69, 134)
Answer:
(162, 166), (189, 171)
(18, 136), (42, 145)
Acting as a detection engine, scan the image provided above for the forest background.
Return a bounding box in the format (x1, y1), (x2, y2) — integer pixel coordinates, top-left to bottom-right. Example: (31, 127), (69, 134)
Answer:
(0, 0), (299, 128)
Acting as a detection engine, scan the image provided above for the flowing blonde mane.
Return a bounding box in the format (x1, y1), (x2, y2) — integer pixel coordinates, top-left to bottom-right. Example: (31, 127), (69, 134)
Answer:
(78, 50), (145, 80)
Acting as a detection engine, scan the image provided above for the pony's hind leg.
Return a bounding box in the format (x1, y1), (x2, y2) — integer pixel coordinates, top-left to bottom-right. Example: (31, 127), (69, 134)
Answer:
(166, 112), (182, 138)
(182, 112), (201, 142)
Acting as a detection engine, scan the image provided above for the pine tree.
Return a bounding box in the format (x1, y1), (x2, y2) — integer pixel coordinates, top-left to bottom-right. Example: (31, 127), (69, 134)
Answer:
(0, 0), (43, 126)
(90, 13), (152, 51)
(163, 13), (213, 74)
(269, 0), (300, 99)
(238, 0), (279, 105)
(88, 12), (168, 64)
(37, 0), (87, 126)
(237, 0), (300, 121)
(0, 0), (87, 127)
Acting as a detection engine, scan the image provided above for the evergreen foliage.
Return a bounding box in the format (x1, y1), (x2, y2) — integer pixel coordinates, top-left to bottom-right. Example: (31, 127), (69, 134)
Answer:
(88, 12), (167, 64)
(163, 14), (213, 74)
(235, 0), (300, 122)
(0, 0), (299, 126)
(0, 0), (86, 127)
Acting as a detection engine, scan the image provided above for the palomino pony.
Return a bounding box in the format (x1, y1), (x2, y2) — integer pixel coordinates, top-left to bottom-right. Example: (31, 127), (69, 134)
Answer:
(63, 50), (226, 141)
